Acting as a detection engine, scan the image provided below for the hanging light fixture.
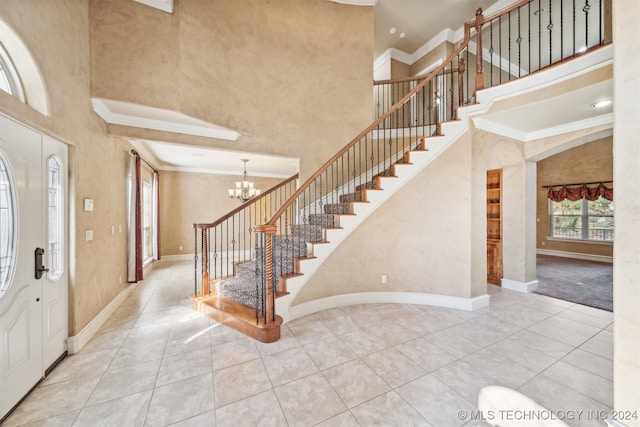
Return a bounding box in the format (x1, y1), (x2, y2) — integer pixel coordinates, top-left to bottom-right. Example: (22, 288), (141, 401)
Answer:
(228, 159), (261, 202)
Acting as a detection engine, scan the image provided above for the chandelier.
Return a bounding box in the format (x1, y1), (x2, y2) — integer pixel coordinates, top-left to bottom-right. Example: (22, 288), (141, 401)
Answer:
(228, 159), (261, 203)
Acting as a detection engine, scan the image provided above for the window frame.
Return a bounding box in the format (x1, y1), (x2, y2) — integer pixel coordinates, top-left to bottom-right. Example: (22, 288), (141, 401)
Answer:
(47, 155), (64, 281)
(0, 41), (25, 102)
(548, 197), (614, 243)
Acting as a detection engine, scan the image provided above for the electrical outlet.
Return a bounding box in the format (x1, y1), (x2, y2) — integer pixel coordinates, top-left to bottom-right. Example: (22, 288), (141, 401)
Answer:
(179, 246), (183, 251)
(381, 274), (387, 284)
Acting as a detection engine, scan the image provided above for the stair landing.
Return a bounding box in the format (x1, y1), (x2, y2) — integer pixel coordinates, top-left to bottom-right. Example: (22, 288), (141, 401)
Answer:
(192, 294), (282, 343)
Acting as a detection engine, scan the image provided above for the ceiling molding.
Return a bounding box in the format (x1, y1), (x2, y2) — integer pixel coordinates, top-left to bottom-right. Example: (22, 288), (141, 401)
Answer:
(92, 98), (241, 141)
(328, 0), (378, 5)
(133, 0), (173, 13)
(472, 117), (528, 141)
(525, 113), (613, 142)
(374, 47), (413, 68)
(473, 113), (613, 142)
(158, 165), (293, 178)
(410, 28), (457, 65)
(373, 0), (522, 68)
(129, 139), (161, 169)
(128, 138), (299, 178)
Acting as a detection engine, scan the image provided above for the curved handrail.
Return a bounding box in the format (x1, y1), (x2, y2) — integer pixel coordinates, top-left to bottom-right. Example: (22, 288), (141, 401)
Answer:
(194, 173), (298, 229)
(265, 22), (479, 227)
(266, 0), (559, 227)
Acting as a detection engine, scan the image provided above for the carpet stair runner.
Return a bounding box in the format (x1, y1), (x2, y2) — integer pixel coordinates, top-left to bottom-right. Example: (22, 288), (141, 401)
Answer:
(215, 147), (424, 310)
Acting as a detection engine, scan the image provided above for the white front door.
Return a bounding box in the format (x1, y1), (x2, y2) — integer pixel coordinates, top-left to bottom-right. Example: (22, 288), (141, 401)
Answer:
(0, 115), (68, 420)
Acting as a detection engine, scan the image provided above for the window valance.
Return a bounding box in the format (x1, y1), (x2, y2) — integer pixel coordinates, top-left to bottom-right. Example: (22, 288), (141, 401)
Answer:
(546, 182), (613, 202)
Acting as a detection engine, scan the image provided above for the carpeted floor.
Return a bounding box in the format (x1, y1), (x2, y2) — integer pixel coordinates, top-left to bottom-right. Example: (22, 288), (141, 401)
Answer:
(534, 254), (613, 312)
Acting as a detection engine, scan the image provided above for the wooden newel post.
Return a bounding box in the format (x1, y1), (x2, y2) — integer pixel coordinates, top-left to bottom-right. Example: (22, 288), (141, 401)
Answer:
(254, 224), (277, 324)
(474, 8), (485, 93)
(201, 229), (209, 296)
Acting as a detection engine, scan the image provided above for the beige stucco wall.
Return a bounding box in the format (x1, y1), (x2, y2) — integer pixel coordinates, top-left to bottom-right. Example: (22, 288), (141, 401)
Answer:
(536, 137), (614, 257)
(294, 131), (474, 304)
(0, 0), (374, 336)
(160, 171), (282, 255)
(471, 128), (536, 286)
(0, 0), (129, 335)
(410, 41), (454, 76)
(90, 0), (374, 181)
(389, 59), (410, 80)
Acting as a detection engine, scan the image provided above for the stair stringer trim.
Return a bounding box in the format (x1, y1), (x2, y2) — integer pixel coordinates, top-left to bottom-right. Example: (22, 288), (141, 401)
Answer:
(275, 118), (471, 323)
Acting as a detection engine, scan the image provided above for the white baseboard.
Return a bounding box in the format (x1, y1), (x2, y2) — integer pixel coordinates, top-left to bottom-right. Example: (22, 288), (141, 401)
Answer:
(287, 292), (490, 321)
(537, 249), (613, 264)
(66, 282), (138, 354)
(159, 254), (194, 263)
(502, 278), (539, 293)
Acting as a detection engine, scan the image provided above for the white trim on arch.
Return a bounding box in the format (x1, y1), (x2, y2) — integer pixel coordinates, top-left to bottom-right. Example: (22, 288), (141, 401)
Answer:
(0, 19), (49, 116)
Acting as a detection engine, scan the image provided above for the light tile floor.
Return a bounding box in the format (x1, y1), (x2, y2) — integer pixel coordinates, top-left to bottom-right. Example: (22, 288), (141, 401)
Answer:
(3, 261), (614, 427)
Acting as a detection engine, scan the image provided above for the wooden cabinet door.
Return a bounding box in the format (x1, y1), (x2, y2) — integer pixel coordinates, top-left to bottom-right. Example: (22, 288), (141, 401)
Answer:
(487, 239), (502, 285)
(486, 169), (502, 285)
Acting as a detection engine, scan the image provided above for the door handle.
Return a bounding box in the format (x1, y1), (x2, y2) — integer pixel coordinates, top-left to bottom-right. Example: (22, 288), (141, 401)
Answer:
(35, 247), (49, 279)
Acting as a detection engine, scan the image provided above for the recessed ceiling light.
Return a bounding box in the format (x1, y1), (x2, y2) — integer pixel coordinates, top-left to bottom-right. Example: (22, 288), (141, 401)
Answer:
(389, 27), (396, 35)
(591, 99), (612, 108)
(399, 32), (406, 39)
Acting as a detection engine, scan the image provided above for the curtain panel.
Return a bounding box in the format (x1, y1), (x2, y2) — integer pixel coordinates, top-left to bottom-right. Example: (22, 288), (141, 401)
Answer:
(127, 153), (144, 283)
(546, 182), (613, 202)
(153, 171), (161, 261)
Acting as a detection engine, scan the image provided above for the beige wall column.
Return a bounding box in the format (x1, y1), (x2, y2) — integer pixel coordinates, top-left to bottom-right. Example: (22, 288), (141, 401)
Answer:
(494, 159), (537, 289)
(612, 0), (640, 421)
(471, 129), (536, 292)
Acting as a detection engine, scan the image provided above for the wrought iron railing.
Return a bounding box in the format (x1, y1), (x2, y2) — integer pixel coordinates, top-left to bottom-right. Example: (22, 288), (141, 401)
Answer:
(251, 0), (610, 326)
(374, 0), (610, 124)
(192, 174), (298, 298)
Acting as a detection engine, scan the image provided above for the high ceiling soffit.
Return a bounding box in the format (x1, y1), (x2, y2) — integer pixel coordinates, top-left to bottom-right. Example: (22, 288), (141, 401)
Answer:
(130, 139), (299, 178)
(92, 98), (241, 141)
(471, 45), (613, 142)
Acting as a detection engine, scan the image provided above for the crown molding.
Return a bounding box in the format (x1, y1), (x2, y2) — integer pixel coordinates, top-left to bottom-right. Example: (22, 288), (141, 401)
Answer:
(473, 113), (613, 142)
(328, 0), (378, 5)
(92, 98), (241, 141)
(410, 28), (457, 65)
(133, 0), (173, 13)
(526, 113), (613, 141)
(373, 0), (522, 68)
(157, 165), (292, 178)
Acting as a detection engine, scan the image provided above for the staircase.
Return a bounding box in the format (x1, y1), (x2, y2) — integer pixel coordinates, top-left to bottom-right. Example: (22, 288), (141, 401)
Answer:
(191, 0), (610, 342)
(214, 147), (420, 310)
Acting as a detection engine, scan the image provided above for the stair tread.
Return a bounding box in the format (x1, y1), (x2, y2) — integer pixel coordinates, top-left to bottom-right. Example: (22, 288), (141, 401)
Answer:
(193, 295), (282, 343)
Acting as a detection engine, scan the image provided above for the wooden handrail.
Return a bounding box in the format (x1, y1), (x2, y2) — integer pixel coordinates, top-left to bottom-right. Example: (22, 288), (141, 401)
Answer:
(266, 1), (544, 227)
(372, 0), (532, 88)
(481, 0), (535, 23)
(373, 66), (463, 86)
(265, 17), (486, 227)
(194, 173), (299, 229)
